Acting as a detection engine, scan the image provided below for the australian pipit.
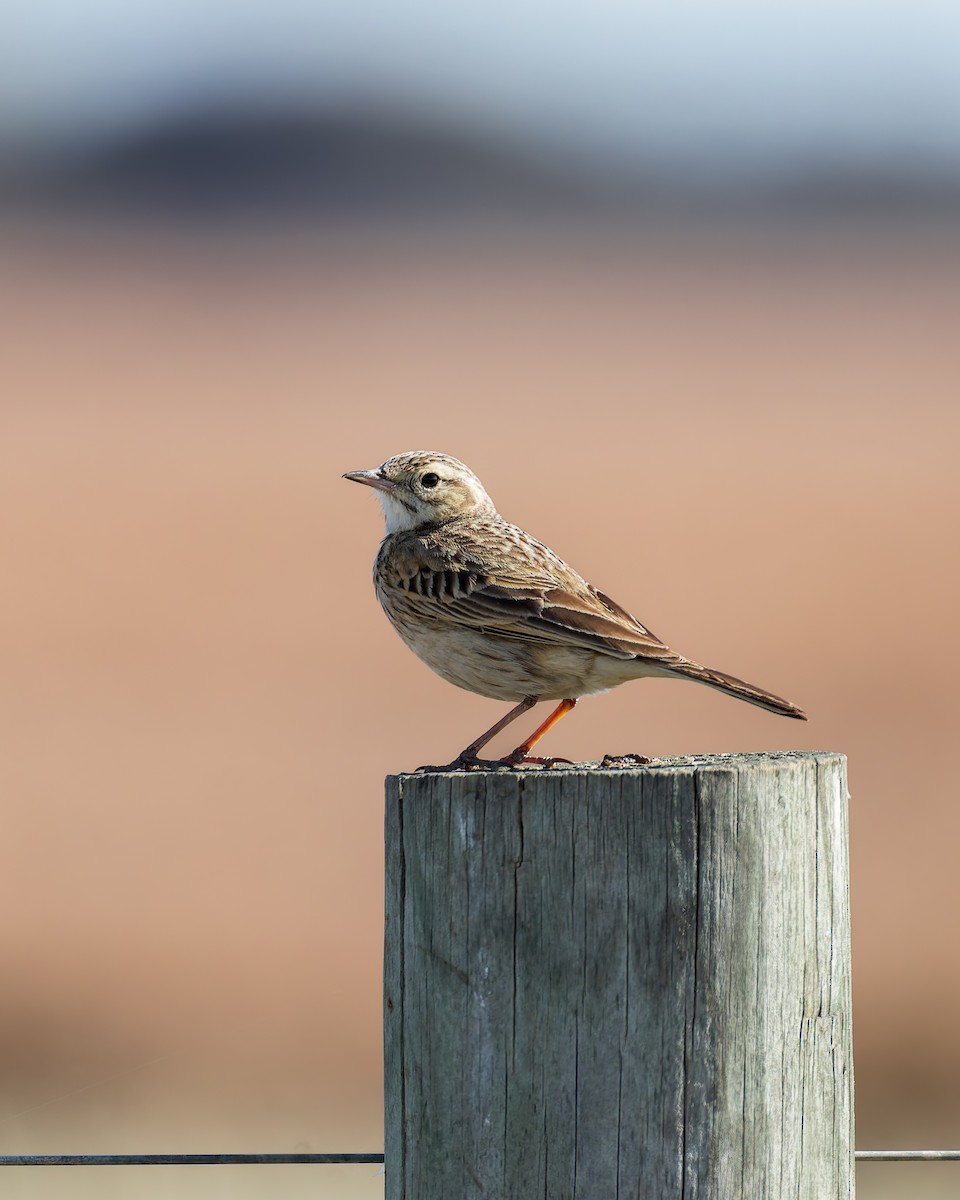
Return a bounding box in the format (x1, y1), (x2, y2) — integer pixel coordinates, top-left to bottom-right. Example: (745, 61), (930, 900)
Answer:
(344, 451), (805, 769)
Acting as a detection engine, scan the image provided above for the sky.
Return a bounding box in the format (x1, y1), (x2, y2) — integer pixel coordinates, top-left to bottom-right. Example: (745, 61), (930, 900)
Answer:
(4, 0), (960, 169)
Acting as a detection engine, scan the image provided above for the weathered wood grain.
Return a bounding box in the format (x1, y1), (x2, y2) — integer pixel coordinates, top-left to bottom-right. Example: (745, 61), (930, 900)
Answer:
(384, 752), (853, 1199)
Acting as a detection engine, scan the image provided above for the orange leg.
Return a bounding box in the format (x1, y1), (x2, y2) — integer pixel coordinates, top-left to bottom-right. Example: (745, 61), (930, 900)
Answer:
(504, 698), (578, 764)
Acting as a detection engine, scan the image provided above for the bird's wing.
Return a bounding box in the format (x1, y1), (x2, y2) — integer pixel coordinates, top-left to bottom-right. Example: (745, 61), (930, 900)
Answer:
(381, 526), (681, 665)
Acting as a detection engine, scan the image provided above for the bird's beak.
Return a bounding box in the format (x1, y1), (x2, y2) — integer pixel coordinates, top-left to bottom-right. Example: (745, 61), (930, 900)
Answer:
(342, 469), (397, 493)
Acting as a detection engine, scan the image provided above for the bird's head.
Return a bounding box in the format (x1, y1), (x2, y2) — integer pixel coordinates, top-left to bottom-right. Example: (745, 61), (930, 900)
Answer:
(343, 451), (496, 534)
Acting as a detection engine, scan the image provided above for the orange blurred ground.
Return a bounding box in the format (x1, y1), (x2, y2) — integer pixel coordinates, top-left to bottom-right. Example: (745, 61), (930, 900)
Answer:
(1, 219), (959, 1198)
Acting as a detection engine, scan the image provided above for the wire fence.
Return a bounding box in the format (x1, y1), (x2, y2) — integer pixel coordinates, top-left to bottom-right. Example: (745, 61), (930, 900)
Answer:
(0, 1154), (383, 1166)
(2, 1150), (959, 1167)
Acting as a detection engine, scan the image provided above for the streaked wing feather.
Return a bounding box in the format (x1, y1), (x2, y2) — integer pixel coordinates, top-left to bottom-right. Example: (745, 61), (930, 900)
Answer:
(386, 554), (676, 663)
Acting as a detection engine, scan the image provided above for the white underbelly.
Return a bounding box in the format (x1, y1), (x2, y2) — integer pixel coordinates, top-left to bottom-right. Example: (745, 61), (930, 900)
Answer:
(389, 616), (656, 702)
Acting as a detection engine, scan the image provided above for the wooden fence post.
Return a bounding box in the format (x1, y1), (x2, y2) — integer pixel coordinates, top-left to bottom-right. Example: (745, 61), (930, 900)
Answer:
(384, 751), (854, 1199)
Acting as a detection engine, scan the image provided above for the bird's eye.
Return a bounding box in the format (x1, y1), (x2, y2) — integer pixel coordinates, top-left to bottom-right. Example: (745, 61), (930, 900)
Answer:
(421, 473), (440, 489)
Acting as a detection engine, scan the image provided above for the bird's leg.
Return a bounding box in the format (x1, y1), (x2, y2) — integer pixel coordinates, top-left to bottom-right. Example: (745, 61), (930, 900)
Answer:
(502, 698), (578, 765)
(460, 695), (539, 760)
(416, 696), (538, 772)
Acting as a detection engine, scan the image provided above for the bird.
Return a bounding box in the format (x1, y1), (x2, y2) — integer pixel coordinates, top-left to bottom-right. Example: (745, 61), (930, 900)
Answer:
(343, 451), (806, 770)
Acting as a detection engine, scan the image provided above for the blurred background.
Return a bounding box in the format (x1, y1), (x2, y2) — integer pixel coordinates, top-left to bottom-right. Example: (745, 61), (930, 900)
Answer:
(2, 1), (959, 1197)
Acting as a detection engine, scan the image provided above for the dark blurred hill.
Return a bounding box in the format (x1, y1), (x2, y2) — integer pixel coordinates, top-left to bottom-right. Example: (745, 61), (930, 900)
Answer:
(0, 108), (598, 221)
(3, 105), (960, 224)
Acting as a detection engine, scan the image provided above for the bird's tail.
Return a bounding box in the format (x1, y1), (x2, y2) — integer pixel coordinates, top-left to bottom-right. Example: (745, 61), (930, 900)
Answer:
(663, 659), (807, 720)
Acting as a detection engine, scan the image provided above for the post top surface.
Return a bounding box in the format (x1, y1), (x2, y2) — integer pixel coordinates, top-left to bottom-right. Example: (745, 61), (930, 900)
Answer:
(388, 749), (843, 784)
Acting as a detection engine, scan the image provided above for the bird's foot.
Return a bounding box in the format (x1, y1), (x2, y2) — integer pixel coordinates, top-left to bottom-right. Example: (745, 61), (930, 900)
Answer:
(415, 753), (504, 773)
(415, 751), (577, 772)
(499, 750), (575, 768)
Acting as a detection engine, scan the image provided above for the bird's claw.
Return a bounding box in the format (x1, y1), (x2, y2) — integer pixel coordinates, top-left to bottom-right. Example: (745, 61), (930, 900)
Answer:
(415, 751), (576, 773)
(415, 754), (503, 773)
(500, 750), (575, 768)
